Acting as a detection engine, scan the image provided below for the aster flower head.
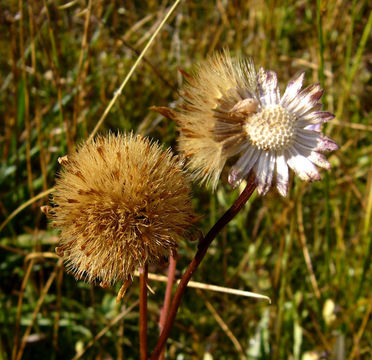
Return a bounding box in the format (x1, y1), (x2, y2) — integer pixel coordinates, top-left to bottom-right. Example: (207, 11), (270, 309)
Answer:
(171, 51), (338, 196)
(51, 133), (194, 288)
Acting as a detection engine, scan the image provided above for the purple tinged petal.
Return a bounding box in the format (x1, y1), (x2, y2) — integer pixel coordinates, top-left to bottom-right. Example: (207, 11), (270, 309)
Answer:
(315, 137), (339, 152)
(297, 111), (335, 129)
(293, 140), (313, 156)
(281, 72), (305, 107)
(228, 168), (244, 189)
(293, 140), (331, 170)
(254, 151), (271, 195)
(228, 146), (259, 188)
(286, 148), (321, 182)
(276, 152), (289, 197)
(301, 84), (323, 103)
(257, 68), (280, 106)
(305, 124), (322, 131)
(308, 152), (331, 170)
(297, 103), (323, 119)
(286, 84), (324, 117)
(320, 112), (335, 122)
(265, 71), (280, 104)
(264, 71), (278, 89)
(306, 111), (335, 123)
(256, 151), (276, 195)
(296, 129), (322, 149)
(254, 156), (267, 194)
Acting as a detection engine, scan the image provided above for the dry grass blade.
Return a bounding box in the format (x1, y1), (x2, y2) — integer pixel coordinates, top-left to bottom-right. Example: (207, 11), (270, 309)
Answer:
(12, 259), (35, 360)
(15, 259), (63, 360)
(72, 300), (139, 360)
(0, 188), (55, 233)
(25, 252), (60, 261)
(332, 120), (372, 132)
(198, 290), (247, 360)
(297, 190), (321, 299)
(53, 265), (64, 349)
(349, 301), (372, 360)
(87, 0), (183, 142)
(134, 271), (271, 302)
(18, 0), (34, 204)
(71, 0), (93, 140)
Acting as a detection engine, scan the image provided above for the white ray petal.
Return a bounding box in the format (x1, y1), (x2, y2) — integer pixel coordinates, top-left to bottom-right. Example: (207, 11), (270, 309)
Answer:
(295, 103), (322, 119)
(286, 148), (321, 181)
(276, 152), (289, 197)
(308, 152), (331, 170)
(304, 124), (322, 131)
(262, 151), (276, 195)
(280, 72), (305, 107)
(295, 129), (321, 149)
(286, 85), (323, 117)
(299, 111), (335, 125)
(257, 68), (280, 106)
(315, 136), (339, 152)
(254, 151), (275, 195)
(264, 71), (280, 105)
(293, 141), (331, 170)
(228, 146), (260, 188)
(254, 152), (269, 193)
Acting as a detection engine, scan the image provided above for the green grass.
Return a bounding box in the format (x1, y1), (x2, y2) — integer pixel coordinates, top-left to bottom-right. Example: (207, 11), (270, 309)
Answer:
(1, 1), (371, 359)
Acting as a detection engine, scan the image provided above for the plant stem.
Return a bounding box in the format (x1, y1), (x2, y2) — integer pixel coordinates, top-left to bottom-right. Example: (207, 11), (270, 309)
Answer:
(150, 178), (256, 359)
(139, 263), (148, 360)
(158, 255), (177, 360)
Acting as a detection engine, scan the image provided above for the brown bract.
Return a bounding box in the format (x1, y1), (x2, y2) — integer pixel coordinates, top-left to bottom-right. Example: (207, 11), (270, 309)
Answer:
(52, 133), (194, 287)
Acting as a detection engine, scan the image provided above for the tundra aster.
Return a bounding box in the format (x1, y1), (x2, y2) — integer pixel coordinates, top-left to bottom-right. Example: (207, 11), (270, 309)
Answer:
(170, 52), (338, 196)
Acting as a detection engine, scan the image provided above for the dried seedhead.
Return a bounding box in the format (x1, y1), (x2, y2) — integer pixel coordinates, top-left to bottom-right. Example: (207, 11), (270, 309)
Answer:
(51, 133), (195, 289)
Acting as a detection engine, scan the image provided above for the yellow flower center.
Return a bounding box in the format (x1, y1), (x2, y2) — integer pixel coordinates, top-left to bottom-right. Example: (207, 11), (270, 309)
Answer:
(244, 105), (297, 151)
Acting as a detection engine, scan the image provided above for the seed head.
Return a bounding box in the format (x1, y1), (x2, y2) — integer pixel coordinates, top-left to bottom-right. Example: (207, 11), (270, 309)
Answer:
(167, 51), (338, 196)
(51, 133), (194, 287)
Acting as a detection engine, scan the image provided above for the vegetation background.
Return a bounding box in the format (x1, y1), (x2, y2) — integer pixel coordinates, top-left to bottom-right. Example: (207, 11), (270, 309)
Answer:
(1, 0), (371, 359)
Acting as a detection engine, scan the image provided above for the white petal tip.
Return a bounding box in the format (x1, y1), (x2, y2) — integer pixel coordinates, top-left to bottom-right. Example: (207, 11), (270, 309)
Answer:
(256, 183), (270, 196)
(321, 112), (335, 122)
(312, 173), (322, 182)
(303, 171), (321, 182)
(228, 169), (243, 189)
(277, 184), (288, 197)
(305, 124), (322, 131)
(308, 152), (331, 170)
(319, 138), (339, 152)
(322, 162), (331, 171)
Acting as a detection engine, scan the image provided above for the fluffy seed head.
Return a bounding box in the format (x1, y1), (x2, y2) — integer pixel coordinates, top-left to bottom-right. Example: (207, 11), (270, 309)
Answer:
(166, 51), (338, 196)
(51, 133), (194, 286)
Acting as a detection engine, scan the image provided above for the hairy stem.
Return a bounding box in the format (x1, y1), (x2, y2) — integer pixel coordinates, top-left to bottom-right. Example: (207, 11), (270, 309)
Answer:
(150, 178), (256, 359)
(158, 255), (177, 360)
(139, 264), (148, 360)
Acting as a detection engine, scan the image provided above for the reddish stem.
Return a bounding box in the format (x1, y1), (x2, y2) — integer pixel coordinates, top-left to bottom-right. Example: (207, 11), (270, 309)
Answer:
(150, 179), (256, 359)
(139, 263), (148, 360)
(158, 255), (177, 359)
